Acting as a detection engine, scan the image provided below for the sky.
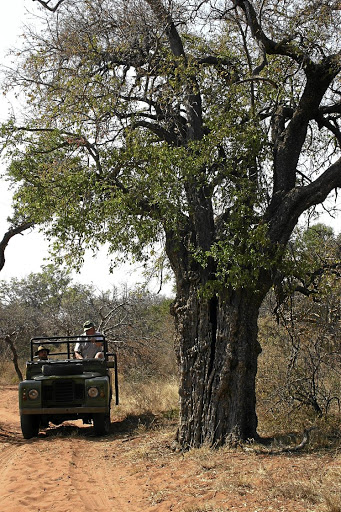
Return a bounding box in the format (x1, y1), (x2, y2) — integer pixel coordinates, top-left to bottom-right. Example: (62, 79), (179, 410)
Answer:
(0, 1), (339, 295)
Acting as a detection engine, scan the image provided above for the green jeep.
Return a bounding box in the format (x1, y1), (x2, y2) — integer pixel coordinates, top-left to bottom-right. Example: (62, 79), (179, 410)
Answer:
(19, 336), (119, 439)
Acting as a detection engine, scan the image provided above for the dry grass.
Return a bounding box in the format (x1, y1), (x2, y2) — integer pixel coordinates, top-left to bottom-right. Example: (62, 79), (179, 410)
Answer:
(116, 374), (179, 417)
(0, 360), (24, 385)
(108, 421), (341, 512)
(195, 448), (341, 511)
(269, 464), (341, 512)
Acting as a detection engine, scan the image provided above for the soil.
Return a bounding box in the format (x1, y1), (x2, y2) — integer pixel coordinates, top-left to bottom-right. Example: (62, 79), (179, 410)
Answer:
(1, 385), (340, 512)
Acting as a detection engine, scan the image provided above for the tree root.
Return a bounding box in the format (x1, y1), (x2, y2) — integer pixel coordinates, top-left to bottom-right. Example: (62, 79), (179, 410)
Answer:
(244, 427), (317, 454)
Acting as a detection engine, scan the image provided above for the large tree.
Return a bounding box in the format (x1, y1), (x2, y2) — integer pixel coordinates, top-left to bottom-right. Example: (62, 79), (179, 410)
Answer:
(1, 0), (340, 447)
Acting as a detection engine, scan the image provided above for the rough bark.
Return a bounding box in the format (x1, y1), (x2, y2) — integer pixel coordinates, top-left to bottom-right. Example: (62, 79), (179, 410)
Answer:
(172, 282), (264, 448)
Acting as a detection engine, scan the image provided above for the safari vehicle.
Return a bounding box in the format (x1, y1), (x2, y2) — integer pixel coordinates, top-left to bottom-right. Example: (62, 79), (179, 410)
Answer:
(19, 336), (119, 439)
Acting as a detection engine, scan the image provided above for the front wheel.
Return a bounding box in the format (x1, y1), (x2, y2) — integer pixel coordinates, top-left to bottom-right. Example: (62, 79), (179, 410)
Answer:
(20, 414), (40, 439)
(93, 414), (110, 436)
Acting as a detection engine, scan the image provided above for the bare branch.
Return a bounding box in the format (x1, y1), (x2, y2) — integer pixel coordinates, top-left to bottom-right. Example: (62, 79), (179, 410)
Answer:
(315, 112), (341, 146)
(267, 157), (341, 245)
(236, 75), (278, 89)
(232, 0), (311, 67)
(32, 0), (66, 12)
(0, 222), (34, 272)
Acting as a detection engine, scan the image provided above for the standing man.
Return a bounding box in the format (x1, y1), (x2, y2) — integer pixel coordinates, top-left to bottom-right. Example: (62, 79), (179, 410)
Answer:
(74, 321), (104, 359)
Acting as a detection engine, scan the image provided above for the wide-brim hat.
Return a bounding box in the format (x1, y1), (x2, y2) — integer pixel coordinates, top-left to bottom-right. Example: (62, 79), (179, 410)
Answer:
(83, 320), (95, 331)
(35, 345), (50, 355)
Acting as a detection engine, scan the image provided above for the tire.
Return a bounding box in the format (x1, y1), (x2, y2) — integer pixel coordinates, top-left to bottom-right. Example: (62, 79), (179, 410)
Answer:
(93, 414), (110, 436)
(40, 416), (50, 428)
(42, 363), (83, 376)
(21, 414), (40, 439)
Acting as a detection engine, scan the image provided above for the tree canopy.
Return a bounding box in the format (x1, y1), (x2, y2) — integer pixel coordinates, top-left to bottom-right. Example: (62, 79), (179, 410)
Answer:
(2, 0), (340, 280)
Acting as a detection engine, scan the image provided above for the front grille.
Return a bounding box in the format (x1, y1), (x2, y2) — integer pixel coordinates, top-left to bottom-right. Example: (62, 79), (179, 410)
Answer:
(55, 380), (74, 402)
(42, 380), (85, 406)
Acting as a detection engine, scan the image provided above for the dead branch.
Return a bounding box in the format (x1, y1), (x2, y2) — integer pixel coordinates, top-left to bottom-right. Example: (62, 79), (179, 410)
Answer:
(33, 0), (66, 12)
(0, 222), (34, 272)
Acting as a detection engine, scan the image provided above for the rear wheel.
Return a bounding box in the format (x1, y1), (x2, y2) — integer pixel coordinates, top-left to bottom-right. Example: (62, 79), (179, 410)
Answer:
(93, 414), (110, 436)
(20, 414), (40, 439)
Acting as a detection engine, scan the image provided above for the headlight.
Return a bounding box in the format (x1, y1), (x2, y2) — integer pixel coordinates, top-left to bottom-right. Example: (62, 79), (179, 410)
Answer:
(88, 387), (99, 398)
(28, 389), (39, 400)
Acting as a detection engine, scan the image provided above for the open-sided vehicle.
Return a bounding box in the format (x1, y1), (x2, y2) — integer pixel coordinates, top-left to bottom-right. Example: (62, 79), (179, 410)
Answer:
(19, 336), (119, 439)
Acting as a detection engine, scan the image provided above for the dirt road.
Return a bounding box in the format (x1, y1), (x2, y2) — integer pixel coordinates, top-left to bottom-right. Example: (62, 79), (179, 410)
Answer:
(1, 385), (341, 512)
(0, 386), (171, 512)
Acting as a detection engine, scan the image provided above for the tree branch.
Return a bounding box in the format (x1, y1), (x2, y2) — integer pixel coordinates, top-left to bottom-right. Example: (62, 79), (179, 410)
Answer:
(0, 222), (34, 272)
(130, 120), (179, 145)
(315, 112), (341, 145)
(232, 0), (311, 67)
(144, 0), (185, 58)
(16, 125), (104, 175)
(32, 0), (66, 12)
(1, 332), (23, 381)
(268, 157), (341, 245)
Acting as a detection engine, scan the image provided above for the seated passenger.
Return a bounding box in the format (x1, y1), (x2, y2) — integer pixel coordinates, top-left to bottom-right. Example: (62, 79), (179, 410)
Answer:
(35, 345), (50, 360)
(74, 321), (104, 360)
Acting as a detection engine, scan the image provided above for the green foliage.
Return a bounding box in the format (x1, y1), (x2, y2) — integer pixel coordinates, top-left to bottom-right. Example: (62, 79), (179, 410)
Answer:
(0, 0), (340, 295)
(277, 223), (341, 298)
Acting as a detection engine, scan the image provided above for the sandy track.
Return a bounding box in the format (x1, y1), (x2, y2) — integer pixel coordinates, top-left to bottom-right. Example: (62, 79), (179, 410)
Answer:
(0, 386), (154, 512)
(1, 385), (341, 512)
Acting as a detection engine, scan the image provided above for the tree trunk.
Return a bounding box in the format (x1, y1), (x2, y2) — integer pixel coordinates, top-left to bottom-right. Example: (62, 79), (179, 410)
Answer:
(173, 285), (264, 448)
(4, 334), (24, 382)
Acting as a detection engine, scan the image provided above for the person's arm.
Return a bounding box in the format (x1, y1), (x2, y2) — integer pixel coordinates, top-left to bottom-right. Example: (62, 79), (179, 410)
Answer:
(74, 341), (83, 359)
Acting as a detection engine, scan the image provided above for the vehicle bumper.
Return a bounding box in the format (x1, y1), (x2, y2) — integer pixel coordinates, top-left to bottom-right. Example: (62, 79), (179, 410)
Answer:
(20, 406), (108, 415)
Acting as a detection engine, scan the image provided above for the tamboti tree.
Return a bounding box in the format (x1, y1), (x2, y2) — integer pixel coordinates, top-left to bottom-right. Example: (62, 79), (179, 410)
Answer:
(1, 0), (341, 447)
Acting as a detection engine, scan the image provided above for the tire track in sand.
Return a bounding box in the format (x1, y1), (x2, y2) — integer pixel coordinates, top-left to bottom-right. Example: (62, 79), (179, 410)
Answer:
(68, 437), (155, 512)
(0, 437), (86, 512)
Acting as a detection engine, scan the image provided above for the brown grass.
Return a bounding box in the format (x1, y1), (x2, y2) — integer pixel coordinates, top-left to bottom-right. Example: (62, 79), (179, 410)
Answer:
(0, 360), (24, 385)
(116, 374), (179, 417)
(109, 423), (341, 512)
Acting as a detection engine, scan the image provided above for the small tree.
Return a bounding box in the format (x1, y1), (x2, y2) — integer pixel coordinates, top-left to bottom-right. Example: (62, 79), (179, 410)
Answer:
(274, 225), (341, 416)
(99, 290), (176, 379)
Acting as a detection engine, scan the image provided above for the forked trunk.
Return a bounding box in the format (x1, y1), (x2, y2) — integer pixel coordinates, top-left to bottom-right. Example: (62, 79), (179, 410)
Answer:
(173, 286), (263, 448)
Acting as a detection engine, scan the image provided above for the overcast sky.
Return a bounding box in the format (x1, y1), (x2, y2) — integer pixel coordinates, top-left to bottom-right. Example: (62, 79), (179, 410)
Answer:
(0, 1), (338, 294)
